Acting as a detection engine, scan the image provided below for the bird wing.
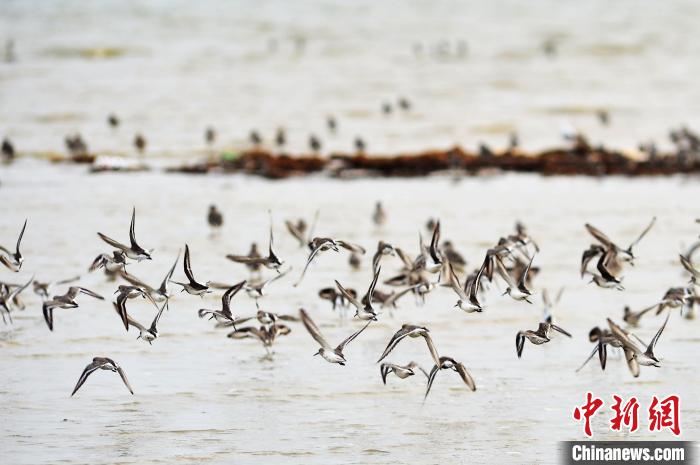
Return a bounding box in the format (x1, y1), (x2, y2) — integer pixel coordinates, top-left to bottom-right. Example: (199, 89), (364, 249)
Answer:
(585, 223), (615, 249)
(363, 266), (381, 306)
(76, 287), (104, 300)
(221, 280), (246, 315)
(424, 364), (440, 400)
(285, 220), (306, 246)
(337, 241), (366, 254)
(455, 362), (476, 391)
(335, 280), (362, 310)
(295, 243), (326, 286)
(336, 319), (372, 351)
(376, 326), (411, 363)
(628, 216), (656, 251)
(551, 323), (572, 338)
(158, 251), (180, 294)
(428, 220), (441, 264)
(129, 207), (141, 250)
(71, 360), (104, 396)
(116, 365), (134, 394)
(97, 232), (129, 253)
(423, 332), (441, 367)
(120, 271), (155, 293)
(183, 244), (196, 283)
(646, 313), (670, 354)
(299, 309), (331, 350)
(15, 219), (27, 255)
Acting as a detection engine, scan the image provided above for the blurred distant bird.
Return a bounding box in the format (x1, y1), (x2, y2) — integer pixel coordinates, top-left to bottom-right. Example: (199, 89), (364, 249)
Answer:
(134, 133), (146, 155)
(382, 102), (393, 115)
(275, 128), (286, 148)
(542, 38), (557, 58)
(65, 134), (88, 156)
(326, 116), (337, 133)
(71, 357), (133, 396)
(309, 134), (321, 153)
(208, 205), (223, 229)
(508, 132), (519, 151)
(205, 126), (216, 146)
(349, 253), (361, 270)
(107, 114), (120, 128)
(227, 214), (284, 273)
(478, 143), (493, 157)
(596, 110), (609, 126)
(2, 138), (15, 161)
(250, 130), (262, 147)
(354, 136), (366, 153)
(373, 202), (386, 227)
(398, 97), (411, 111)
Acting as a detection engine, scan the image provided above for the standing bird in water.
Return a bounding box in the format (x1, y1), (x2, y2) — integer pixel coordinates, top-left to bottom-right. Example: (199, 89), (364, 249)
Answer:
(2, 138), (15, 162)
(205, 127), (216, 147)
(208, 205), (223, 232)
(275, 128), (286, 149)
(373, 202), (386, 227)
(250, 130), (262, 148)
(133, 134), (146, 156)
(107, 114), (120, 128)
(326, 116), (337, 133)
(309, 135), (321, 153)
(354, 137), (366, 154)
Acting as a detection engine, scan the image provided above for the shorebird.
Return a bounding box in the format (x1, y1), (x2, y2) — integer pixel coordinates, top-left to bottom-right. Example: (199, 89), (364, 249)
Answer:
(373, 202), (386, 227)
(369, 285), (419, 309)
(372, 241), (396, 274)
(380, 362), (428, 384)
(623, 304), (657, 327)
(516, 322), (572, 358)
(326, 115), (337, 133)
(299, 308), (371, 365)
(97, 208), (152, 261)
(107, 114), (119, 128)
(335, 267), (381, 320)
(285, 211), (318, 248)
(584, 217), (656, 265)
(205, 126), (216, 146)
(172, 244), (211, 296)
(309, 134), (321, 153)
(228, 323), (291, 355)
(447, 262), (483, 313)
(2, 137), (15, 160)
(587, 251), (624, 291)
(119, 251), (180, 306)
(226, 214), (283, 273)
(354, 137), (366, 153)
(71, 357), (133, 396)
(90, 250), (127, 273)
(0, 276), (32, 324)
(580, 244), (606, 277)
(208, 205), (223, 229)
(398, 97), (412, 111)
(0, 219), (27, 272)
(118, 300), (167, 344)
(542, 288), (564, 324)
(32, 275), (79, 301)
(576, 326), (633, 374)
(221, 308), (298, 328)
(441, 241), (467, 271)
(318, 286), (356, 310)
(496, 255), (535, 303)
(424, 356), (476, 400)
(295, 237), (365, 285)
(133, 134), (146, 155)
(349, 253), (361, 270)
(416, 221), (443, 274)
(376, 324), (441, 367)
(653, 286), (694, 316)
(198, 280), (246, 326)
(114, 285), (159, 331)
(607, 315), (670, 368)
(275, 128), (286, 148)
(240, 268), (290, 299)
(43, 286), (104, 331)
(250, 130), (262, 147)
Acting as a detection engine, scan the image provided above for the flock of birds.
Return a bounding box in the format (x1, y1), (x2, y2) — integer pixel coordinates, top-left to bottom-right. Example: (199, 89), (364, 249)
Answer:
(0, 205), (697, 401)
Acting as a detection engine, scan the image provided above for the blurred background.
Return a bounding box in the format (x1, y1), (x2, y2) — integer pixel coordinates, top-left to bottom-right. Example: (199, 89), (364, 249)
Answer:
(2, 0), (700, 156)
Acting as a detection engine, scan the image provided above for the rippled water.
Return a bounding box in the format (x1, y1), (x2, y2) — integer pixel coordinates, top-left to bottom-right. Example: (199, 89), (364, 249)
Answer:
(1, 160), (699, 464)
(2, 0), (700, 156)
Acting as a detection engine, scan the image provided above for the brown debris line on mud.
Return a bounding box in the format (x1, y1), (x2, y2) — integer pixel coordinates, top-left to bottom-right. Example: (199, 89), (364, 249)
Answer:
(164, 145), (700, 179)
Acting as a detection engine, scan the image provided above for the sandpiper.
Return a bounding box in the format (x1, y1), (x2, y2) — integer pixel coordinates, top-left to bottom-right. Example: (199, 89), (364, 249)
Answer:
(447, 262), (483, 313)
(516, 322), (572, 358)
(380, 362), (428, 384)
(226, 214), (284, 273)
(377, 324), (441, 367)
(299, 308), (371, 365)
(120, 251), (180, 306)
(118, 300), (167, 344)
(208, 205), (223, 229)
(424, 356), (476, 400)
(32, 275), (79, 301)
(114, 285), (159, 331)
(372, 241), (396, 273)
(295, 237), (365, 285)
(43, 286), (104, 331)
(607, 315), (670, 368)
(198, 280), (245, 326)
(97, 208), (152, 261)
(373, 202), (386, 227)
(496, 255), (535, 303)
(171, 244), (211, 296)
(0, 219), (27, 272)
(90, 250), (127, 273)
(71, 357), (133, 396)
(335, 266), (381, 320)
